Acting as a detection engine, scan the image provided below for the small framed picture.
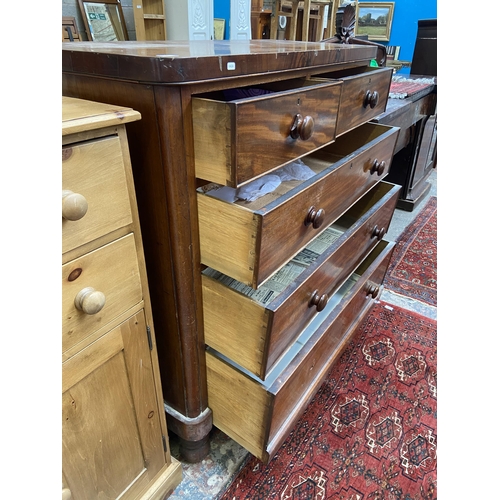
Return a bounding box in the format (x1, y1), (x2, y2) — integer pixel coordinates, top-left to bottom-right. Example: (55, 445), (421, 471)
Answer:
(78, 0), (129, 41)
(355, 2), (395, 42)
(214, 18), (226, 40)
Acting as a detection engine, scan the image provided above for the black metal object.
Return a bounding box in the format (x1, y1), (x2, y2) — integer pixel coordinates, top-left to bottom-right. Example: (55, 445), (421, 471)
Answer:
(65, 26), (75, 42)
(410, 19), (437, 76)
(322, 4), (387, 66)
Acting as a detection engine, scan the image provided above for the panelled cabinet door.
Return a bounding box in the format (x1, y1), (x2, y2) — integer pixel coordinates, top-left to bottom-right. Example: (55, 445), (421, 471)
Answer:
(190, 0), (214, 39)
(165, 0), (214, 40)
(230, 0), (252, 39)
(62, 311), (166, 499)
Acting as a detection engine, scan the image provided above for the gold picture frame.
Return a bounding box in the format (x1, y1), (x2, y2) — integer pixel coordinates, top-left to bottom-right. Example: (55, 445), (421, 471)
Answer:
(355, 2), (395, 42)
(78, 0), (129, 41)
(214, 18), (226, 40)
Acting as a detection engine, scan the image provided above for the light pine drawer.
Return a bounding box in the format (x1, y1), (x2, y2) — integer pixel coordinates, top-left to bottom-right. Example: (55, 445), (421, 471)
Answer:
(197, 123), (399, 288)
(62, 233), (143, 354)
(203, 181), (400, 380)
(322, 66), (393, 136)
(62, 135), (133, 255)
(192, 78), (342, 187)
(206, 239), (395, 463)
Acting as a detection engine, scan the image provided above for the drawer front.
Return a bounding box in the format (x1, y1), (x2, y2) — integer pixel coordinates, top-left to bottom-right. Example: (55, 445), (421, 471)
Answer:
(62, 135), (133, 255)
(267, 242), (395, 445)
(336, 67), (393, 136)
(202, 182), (400, 380)
(198, 123), (399, 287)
(193, 80), (342, 187)
(62, 233), (143, 354)
(206, 240), (395, 462)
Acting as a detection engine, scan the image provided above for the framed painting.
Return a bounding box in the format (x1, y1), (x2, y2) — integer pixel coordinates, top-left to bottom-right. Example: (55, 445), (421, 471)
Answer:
(214, 18), (226, 40)
(78, 0), (129, 41)
(355, 2), (395, 42)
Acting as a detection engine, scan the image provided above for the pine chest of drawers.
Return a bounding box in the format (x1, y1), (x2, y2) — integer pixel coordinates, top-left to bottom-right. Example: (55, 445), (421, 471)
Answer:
(62, 40), (400, 463)
(62, 97), (182, 497)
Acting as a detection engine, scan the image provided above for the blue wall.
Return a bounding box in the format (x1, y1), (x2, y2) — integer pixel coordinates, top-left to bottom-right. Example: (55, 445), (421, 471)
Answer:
(377, 0), (437, 74)
(214, 0), (230, 39)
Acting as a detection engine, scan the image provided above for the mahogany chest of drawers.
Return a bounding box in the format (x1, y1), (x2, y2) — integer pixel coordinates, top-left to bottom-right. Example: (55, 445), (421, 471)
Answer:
(62, 97), (182, 497)
(62, 40), (401, 463)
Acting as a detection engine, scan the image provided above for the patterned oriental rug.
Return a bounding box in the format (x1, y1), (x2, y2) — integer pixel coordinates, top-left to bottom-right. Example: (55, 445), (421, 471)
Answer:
(218, 301), (437, 500)
(383, 197), (437, 307)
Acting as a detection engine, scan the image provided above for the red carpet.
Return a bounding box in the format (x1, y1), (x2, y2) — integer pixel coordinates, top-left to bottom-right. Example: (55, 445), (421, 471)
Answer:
(388, 79), (435, 100)
(383, 197), (437, 307)
(219, 302), (437, 500)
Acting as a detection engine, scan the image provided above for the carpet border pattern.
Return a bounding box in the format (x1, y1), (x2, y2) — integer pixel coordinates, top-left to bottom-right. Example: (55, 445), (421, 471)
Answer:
(383, 196), (437, 307)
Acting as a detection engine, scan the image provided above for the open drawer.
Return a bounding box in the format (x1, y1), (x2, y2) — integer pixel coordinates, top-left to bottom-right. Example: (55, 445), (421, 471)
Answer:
(206, 239), (396, 463)
(197, 122), (399, 288)
(317, 66), (393, 136)
(203, 181), (400, 380)
(192, 77), (342, 187)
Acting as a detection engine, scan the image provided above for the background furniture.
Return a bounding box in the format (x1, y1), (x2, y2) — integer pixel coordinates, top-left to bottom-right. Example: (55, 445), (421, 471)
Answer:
(133, 0), (167, 40)
(62, 96), (182, 498)
(78, 0), (129, 41)
(62, 16), (81, 41)
(251, 0), (272, 38)
(386, 60), (411, 73)
(410, 19), (437, 77)
(270, 0), (337, 41)
(372, 79), (437, 211)
(372, 19), (437, 211)
(62, 39), (399, 463)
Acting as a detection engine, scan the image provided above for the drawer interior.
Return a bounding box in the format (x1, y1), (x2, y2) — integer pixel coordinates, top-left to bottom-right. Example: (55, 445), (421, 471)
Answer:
(316, 66), (389, 80)
(197, 123), (396, 212)
(305, 122), (395, 161)
(206, 271), (360, 391)
(193, 77), (335, 102)
(197, 154), (329, 211)
(332, 181), (395, 228)
(353, 237), (391, 276)
(207, 238), (391, 393)
(202, 181), (395, 310)
(202, 223), (345, 307)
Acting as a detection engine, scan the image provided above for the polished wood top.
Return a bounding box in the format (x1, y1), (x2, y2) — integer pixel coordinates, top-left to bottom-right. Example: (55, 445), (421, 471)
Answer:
(62, 96), (141, 136)
(62, 39), (378, 84)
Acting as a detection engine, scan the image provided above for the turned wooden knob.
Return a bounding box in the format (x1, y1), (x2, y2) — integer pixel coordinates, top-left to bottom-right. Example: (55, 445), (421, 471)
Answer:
(62, 190), (88, 221)
(371, 225), (386, 240)
(364, 90), (379, 109)
(62, 488), (72, 500)
(370, 159), (386, 176)
(304, 206), (325, 229)
(74, 287), (106, 315)
(366, 284), (380, 298)
(309, 290), (329, 312)
(290, 114), (314, 140)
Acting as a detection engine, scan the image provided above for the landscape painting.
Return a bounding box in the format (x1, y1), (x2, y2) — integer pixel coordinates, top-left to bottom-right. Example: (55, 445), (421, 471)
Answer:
(355, 2), (395, 41)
